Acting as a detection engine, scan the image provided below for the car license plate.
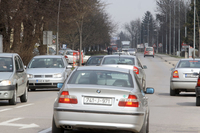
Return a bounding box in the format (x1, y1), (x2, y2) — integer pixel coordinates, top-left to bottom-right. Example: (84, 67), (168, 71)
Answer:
(84, 97), (112, 105)
(185, 74), (198, 78)
(36, 80), (50, 83)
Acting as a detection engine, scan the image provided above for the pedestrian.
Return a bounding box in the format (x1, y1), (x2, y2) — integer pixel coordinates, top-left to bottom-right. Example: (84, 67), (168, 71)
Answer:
(107, 46), (113, 55)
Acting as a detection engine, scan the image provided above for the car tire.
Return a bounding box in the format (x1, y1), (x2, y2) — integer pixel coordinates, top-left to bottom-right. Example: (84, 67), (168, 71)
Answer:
(144, 55), (145, 57)
(52, 117), (64, 133)
(196, 96), (200, 106)
(153, 56), (154, 58)
(170, 88), (177, 96)
(9, 88), (17, 105)
(139, 114), (149, 133)
(20, 85), (28, 103)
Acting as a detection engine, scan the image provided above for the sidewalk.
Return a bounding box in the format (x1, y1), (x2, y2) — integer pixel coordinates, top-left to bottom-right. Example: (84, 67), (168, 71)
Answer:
(155, 53), (184, 67)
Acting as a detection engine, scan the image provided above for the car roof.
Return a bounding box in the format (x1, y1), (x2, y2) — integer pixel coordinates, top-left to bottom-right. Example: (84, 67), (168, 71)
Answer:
(103, 55), (136, 58)
(33, 55), (64, 58)
(77, 66), (130, 73)
(179, 58), (200, 61)
(89, 55), (104, 58)
(0, 53), (18, 57)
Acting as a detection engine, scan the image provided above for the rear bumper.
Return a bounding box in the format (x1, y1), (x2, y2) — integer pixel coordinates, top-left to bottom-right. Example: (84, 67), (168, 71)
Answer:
(170, 80), (196, 91)
(53, 108), (145, 132)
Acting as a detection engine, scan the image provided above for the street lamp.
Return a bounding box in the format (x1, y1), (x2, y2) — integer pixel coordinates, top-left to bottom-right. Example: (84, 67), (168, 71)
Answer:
(56, 0), (61, 55)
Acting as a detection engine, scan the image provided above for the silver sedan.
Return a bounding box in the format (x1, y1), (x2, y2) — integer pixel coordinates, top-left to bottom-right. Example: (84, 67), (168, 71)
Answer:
(26, 55), (72, 91)
(170, 58), (200, 96)
(99, 55), (147, 92)
(52, 66), (154, 133)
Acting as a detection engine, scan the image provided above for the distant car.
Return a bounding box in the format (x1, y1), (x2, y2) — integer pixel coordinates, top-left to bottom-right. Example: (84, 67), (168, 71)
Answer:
(170, 59), (200, 96)
(0, 53), (28, 105)
(144, 47), (154, 58)
(85, 55), (104, 66)
(26, 55), (72, 91)
(52, 66), (154, 133)
(128, 48), (137, 56)
(100, 55), (147, 92)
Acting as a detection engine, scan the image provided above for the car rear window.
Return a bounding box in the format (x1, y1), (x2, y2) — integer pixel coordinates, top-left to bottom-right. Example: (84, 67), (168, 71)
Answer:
(177, 60), (200, 68)
(68, 70), (133, 88)
(87, 57), (103, 65)
(146, 48), (153, 51)
(102, 57), (135, 65)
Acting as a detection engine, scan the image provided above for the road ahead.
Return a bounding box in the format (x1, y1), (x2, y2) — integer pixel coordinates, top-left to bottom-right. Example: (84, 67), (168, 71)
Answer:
(0, 53), (200, 133)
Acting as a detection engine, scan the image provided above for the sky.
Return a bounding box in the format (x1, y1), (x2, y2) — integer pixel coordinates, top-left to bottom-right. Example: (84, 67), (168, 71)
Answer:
(102, 0), (157, 34)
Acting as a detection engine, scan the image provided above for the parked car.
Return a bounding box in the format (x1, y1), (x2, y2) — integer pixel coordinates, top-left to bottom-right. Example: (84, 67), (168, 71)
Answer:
(170, 58), (200, 96)
(0, 53), (28, 105)
(85, 55), (104, 66)
(100, 55), (147, 92)
(26, 55), (72, 91)
(144, 47), (154, 58)
(52, 66), (154, 133)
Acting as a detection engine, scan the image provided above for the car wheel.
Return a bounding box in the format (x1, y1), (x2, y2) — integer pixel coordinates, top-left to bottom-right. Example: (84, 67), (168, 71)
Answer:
(170, 88), (177, 96)
(196, 96), (200, 106)
(144, 55), (145, 57)
(20, 85), (28, 103)
(9, 88), (17, 105)
(52, 117), (64, 133)
(153, 56), (154, 58)
(139, 114), (149, 133)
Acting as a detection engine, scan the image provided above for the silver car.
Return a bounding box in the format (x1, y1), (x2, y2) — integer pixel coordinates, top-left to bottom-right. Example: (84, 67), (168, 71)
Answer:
(26, 55), (72, 91)
(0, 53), (28, 105)
(52, 66), (154, 133)
(100, 55), (147, 92)
(170, 58), (200, 96)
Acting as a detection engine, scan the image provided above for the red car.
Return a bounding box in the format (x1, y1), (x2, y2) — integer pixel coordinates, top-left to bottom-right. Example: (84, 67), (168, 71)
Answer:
(144, 47), (154, 58)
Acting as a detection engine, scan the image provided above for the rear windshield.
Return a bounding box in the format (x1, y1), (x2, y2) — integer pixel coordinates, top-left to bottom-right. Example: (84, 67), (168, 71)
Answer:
(86, 57), (103, 65)
(102, 57), (135, 65)
(146, 48), (153, 51)
(68, 70), (133, 88)
(177, 60), (200, 68)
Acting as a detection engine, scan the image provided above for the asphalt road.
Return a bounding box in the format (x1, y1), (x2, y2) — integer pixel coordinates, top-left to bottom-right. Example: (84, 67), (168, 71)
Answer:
(0, 53), (199, 133)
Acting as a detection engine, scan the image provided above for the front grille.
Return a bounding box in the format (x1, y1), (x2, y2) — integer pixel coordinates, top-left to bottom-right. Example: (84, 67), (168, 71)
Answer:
(34, 75), (42, 78)
(45, 75), (53, 78)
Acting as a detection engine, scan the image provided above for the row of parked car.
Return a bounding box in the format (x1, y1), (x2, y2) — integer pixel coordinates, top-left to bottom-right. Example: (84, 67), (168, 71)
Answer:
(52, 49), (155, 133)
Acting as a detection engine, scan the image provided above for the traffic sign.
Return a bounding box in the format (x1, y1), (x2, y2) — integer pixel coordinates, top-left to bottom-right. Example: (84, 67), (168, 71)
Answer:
(153, 44), (156, 47)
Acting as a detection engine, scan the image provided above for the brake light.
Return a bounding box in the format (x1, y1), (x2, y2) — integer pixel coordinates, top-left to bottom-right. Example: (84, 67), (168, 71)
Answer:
(197, 77), (200, 87)
(173, 70), (179, 78)
(59, 91), (78, 104)
(133, 66), (139, 74)
(65, 55), (68, 58)
(118, 94), (139, 107)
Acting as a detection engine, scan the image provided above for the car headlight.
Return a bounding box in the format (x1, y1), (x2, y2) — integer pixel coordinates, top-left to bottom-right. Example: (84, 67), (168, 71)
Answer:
(0, 80), (11, 85)
(27, 74), (33, 78)
(53, 73), (62, 78)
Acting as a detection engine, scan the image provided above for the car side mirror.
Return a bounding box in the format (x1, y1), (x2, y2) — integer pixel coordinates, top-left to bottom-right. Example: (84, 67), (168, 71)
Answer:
(57, 83), (63, 88)
(145, 87), (154, 94)
(17, 68), (24, 73)
(143, 65), (147, 69)
(24, 65), (27, 69)
(66, 65), (72, 69)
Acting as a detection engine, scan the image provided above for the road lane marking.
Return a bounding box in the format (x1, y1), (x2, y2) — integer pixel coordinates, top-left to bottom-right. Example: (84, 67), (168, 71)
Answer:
(15, 103), (34, 108)
(0, 108), (12, 112)
(0, 117), (39, 129)
(38, 127), (52, 133)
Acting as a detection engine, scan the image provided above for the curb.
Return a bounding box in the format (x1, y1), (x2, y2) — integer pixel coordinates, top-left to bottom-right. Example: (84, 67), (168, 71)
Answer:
(155, 55), (176, 67)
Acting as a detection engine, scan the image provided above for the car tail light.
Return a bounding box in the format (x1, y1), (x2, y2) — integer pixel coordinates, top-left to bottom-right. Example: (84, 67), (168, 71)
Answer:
(59, 91), (78, 104)
(197, 77), (200, 87)
(118, 94), (139, 107)
(173, 70), (179, 78)
(65, 55), (68, 58)
(133, 66), (139, 74)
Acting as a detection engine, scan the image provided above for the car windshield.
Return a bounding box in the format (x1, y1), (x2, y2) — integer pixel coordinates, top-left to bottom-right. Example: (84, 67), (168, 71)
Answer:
(146, 48), (153, 51)
(58, 50), (66, 55)
(28, 58), (64, 68)
(68, 70), (133, 87)
(0, 57), (13, 72)
(87, 57), (103, 65)
(102, 57), (135, 65)
(177, 60), (200, 68)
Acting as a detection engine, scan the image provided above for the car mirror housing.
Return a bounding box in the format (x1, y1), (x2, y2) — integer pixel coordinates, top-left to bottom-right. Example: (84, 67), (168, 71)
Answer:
(17, 68), (24, 73)
(66, 65), (72, 69)
(145, 87), (154, 94)
(143, 65), (147, 69)
(57, 83), (63, 88)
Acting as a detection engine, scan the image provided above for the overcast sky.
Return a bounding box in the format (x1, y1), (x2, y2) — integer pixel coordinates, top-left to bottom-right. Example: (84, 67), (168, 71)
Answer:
(102, 0), (157, 34)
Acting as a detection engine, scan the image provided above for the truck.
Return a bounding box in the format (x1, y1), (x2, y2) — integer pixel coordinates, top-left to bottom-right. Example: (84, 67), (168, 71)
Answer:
(121, 41), (130, 51)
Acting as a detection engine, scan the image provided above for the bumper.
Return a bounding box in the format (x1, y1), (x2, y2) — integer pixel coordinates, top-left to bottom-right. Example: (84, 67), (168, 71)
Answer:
(28, 78), (64, 89)
(53, 108), (144, 132)
(0, 85), (15, 99)
(170, 80), (196, 91)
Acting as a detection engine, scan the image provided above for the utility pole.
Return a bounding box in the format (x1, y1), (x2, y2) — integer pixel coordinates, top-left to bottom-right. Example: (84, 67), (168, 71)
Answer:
(173, 0), (176, 56)
(169, 0), (172, 55)
(56, 0), (61, 55)
(166, 13), (168, 54)
(178, 0), (180, 57)
(194, 0), (196, 58)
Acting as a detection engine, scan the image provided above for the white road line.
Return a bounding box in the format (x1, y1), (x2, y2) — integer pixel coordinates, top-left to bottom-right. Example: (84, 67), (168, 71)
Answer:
(0, 108), (12, 112)
(15, 103), (34, 108)
(38, 127), (52, 133)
